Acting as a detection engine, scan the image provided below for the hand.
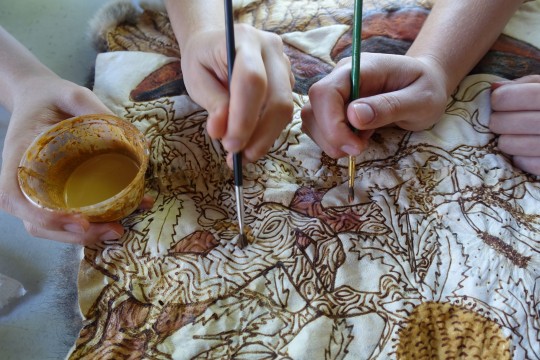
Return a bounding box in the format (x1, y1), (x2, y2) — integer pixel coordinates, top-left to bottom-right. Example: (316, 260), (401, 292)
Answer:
(0, 74), (153, 245)
(179, 24), (295, 165)
(301, 53), (449, 158)
(490, 75), (540, 176)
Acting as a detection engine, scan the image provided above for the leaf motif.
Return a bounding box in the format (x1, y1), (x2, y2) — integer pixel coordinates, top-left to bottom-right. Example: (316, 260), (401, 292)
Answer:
(265, 269), (291, 309)
(324, 319), (354, 360)
(450, 80), (491, 104)
(465, 202), (504, 223)
(142, 194), (184, 256)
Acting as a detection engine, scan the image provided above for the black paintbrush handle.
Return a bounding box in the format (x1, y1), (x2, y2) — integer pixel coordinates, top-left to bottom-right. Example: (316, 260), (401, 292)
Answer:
(224, 0), (242, 187)
(224, 0), (235, 88)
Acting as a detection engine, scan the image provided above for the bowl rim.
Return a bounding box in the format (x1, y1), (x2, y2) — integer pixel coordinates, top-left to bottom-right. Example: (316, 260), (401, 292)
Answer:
(17, 113), (150, 218)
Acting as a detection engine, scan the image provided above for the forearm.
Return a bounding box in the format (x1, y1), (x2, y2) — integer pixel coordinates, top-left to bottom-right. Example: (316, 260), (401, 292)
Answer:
(407, 0), (523, 95)
(164, 0), (225, 50)
(0, 26), (56, 111)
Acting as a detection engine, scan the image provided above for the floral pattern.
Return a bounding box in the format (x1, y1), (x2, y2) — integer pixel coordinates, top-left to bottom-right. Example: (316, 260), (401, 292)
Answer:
(70, 1), (540, 359)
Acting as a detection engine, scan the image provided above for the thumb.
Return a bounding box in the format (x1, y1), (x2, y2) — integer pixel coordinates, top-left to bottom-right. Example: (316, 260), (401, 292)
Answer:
(347, 101), (378, 130)
(347, 89), (441, 132)
(347, 93), (412, 130)
(58, 85), (113, 116)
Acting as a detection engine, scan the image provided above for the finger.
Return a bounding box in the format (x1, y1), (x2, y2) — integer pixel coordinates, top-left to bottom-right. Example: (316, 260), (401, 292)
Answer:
(490, 111), (540, 135)
(284, 53), (296, 88)
(0, 138), (92, 234)
(498, 134), (540, 157)
(23, 220), (125, 246)
(302, 65), (368, 158)
(515, 75), (540, 84)
(346, 53), (446, 131)
(347, 83), (444, 132)
(301, 106), (359, 159)
(0, 184), (93, 231)
(242, 102), (291, 164)
(301, 107), (376, 159)
(138, 194), (155, 210)
(494, 75), (540, 87)
(186, 65), (230, 139)
(300, 105), (314, 138)
(491, 82), (540, 111)
(242, 40), (294, 162)
(224, 44), (267, 153)
(513, 156), (540, 176)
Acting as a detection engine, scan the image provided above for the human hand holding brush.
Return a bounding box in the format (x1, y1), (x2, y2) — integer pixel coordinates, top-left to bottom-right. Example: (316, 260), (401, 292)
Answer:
(301, 53), (447, 159)
(165, 0), (295, 166)
(301, 0), (522, 160)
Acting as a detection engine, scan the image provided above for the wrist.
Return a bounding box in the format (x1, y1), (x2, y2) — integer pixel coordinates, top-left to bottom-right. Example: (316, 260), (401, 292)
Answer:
(165, 0), (224, 51)
(0, 26), (59, 109)
(8, 71), (59, 112)
(408, 54), (455, 98)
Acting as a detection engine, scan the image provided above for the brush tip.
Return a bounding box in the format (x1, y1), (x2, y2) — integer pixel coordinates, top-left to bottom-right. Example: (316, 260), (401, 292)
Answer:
(348, 186), (355, 203)
(237, 233), (248, 248)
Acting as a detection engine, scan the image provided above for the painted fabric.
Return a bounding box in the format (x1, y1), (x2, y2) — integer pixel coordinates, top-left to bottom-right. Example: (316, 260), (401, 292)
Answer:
(69, 1), (540, 359)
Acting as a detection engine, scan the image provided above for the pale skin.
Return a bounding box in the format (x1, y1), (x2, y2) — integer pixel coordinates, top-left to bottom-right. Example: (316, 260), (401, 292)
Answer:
(490, 75), (540, 176)
(301, 0), (525, 160)
(0, 26), (155, 245)
(164, 0), (295, 165)
(3, 1), (533, 244)
(0, 1), (295, 244)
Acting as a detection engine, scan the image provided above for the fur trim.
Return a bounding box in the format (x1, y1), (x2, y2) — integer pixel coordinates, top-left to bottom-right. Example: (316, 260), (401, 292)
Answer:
(88, 0), (142, 52)
(138, 0), (166, 13)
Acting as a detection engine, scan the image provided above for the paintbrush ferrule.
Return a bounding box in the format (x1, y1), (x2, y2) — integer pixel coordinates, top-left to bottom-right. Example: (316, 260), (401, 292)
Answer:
(348, 155), (356, 202)
(235, 184), (247, 247)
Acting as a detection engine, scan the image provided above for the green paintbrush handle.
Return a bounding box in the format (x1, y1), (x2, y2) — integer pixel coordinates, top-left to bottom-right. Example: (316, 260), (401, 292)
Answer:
(351, 0), (362, 103)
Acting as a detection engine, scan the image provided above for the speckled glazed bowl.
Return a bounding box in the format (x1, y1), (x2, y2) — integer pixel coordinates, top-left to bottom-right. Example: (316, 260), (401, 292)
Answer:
(18, 114), (149, 222)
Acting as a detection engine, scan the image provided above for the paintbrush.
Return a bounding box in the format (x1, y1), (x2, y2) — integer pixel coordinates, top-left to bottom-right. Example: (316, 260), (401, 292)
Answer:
(348, 0), (363, 203)
(224, 0), (247, 248)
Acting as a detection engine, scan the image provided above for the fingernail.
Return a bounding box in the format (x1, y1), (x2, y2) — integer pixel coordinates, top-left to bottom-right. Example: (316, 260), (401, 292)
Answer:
(222, 138), (243, 153)
(340, 145), (361, 156)
(139, 195), (155, 210)
(63, 223), (86, 234)
(352, 103), (375, 124)
(491, 80), (511, 90)
(99, 230), (123, 241)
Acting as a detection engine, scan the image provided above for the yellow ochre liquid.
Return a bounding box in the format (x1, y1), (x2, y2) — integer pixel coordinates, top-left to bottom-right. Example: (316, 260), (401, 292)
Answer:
(64, 152), (139, 208)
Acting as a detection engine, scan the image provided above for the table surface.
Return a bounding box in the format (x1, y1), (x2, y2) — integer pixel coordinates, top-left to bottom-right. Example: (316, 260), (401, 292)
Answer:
(0, 1), (110, 358)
